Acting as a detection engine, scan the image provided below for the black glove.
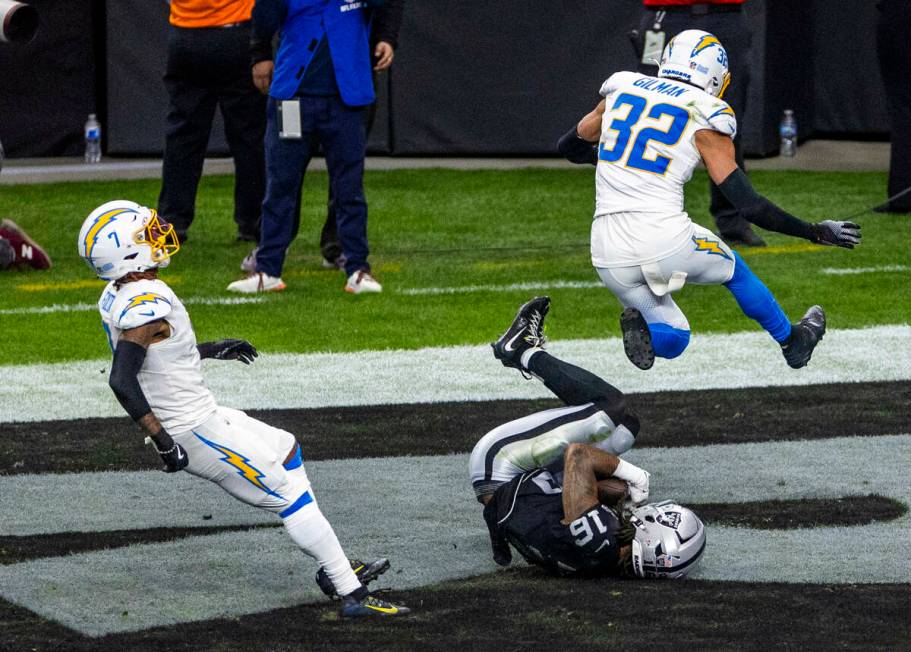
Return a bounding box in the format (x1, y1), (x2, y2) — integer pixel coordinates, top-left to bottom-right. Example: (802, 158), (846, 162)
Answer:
(198, 339), (258, 364)
(150, 430), (189, 473)
(811, 220), (862, 249)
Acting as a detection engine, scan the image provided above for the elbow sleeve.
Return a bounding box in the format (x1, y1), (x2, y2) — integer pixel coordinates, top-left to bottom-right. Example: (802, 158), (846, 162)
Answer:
(717, 169), (814, 240)
(557, 127), (597, 165)
(109, 340), (152, 422)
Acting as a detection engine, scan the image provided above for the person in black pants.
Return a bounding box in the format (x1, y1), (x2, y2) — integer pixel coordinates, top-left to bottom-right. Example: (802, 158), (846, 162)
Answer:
(875, 0), (911, 213)
(636, 1), (765, 246)
(158, 20), (266, 243)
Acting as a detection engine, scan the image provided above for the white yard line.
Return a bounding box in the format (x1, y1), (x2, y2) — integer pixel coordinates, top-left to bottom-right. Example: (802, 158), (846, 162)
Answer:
(396, 280), (602, 296)
(0, 296), (265, 316)
(1, 325), (909, 424)
(820, 265), (910, 276)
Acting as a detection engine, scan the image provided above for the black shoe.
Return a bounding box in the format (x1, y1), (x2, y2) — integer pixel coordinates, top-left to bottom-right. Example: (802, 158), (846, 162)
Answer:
(339, 593), (411, 618)
(620, 307), (654, 370)
(237, 231), (259, 243)
(321, 241), (344, 269)
(491, 296), (550, 373)
(781, 305), (826, 369)
(315, 558), (390, 600)
(721, 227), (766, 247)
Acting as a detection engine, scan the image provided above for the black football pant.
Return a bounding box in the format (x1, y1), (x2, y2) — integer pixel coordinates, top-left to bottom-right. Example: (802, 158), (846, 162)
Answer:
(637, 7), (753, 237)
(158, 23), (266, 240)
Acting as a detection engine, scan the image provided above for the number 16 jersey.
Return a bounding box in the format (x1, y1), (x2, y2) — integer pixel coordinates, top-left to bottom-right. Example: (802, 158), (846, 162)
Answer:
(591, 71), (737, 268)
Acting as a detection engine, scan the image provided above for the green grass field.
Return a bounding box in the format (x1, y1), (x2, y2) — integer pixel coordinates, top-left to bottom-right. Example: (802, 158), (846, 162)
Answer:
(1, 168), (908, 365)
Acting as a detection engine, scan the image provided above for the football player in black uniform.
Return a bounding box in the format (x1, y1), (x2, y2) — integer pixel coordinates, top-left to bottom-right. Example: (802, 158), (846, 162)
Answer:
(473, 297), (707, 579)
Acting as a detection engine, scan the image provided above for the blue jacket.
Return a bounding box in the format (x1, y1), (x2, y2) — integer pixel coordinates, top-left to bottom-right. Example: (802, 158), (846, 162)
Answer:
(253, 0), (378, 106)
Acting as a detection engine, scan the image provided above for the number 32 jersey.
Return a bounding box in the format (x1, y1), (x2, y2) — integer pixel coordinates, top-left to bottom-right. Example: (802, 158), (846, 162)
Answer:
(592, 71), (737, 267)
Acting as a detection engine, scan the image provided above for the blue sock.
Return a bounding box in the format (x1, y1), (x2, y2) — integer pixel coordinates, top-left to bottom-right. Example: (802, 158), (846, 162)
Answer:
(648, 322), (690, 359)
(723, 252), (792, 343)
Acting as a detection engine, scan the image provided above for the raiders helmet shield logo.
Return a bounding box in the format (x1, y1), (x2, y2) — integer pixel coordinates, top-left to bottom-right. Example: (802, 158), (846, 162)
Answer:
(657, 511), (682, 530)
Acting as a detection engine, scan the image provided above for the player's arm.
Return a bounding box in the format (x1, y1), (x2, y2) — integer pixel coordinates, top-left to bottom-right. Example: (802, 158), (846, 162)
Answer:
(695, 129), (861, 248)
(556, 99), (605, 165)
(109, 321), (188, 473)
(560, 443), (650, 522)
(250, 0), (287, 94)
(197, 339), (258, 364)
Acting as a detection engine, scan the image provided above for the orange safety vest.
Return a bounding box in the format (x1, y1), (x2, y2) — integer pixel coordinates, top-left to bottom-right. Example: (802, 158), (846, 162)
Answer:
(169, 0), (254, 28)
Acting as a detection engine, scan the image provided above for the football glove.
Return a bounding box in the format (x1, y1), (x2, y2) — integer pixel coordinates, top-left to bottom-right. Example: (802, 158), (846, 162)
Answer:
(198, 339), (258, 364)
(148, 430), (189, 473)
(811, 220), (862, 249)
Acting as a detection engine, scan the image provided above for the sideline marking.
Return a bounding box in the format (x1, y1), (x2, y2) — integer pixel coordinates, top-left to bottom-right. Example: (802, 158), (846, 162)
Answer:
(2, 325), (910, 423)
(0, 296), (266, 316)
(821, 264), (910, 276)
(740, 243), (824, 256)
(398, 280), (602, 296)
(16, 276), (183, 292)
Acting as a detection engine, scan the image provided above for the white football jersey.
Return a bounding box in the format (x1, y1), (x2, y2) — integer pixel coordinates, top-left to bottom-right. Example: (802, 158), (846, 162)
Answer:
(591, 71), (737, 268)
(98, 278), (217, 433)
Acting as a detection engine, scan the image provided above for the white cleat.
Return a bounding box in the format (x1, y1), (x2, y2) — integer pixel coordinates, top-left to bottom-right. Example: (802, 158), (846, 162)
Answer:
(345, 269), (382, 294)
(227, 272), (286, 294)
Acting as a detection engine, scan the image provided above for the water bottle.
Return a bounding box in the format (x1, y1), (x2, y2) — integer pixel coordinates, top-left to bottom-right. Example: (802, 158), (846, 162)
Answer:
(84, 114), (101, 164)
(779, 109), (797, 158)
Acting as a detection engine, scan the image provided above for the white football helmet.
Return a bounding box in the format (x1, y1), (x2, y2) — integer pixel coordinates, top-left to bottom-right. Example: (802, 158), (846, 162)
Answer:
(629, 500), (706, 579)
(658, 29), (731, 98)
(77, 200), (179, 281)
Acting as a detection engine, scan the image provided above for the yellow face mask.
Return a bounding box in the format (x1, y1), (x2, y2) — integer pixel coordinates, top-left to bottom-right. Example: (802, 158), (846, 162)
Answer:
(135, 209), (180, 263)
(718, 72), (731, 99)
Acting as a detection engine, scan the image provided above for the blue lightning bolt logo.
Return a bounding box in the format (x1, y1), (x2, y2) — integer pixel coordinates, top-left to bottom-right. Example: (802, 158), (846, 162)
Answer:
(118, 293), (171, 320)
(193, 433), (285, 499)
(692, 236), (732, 260)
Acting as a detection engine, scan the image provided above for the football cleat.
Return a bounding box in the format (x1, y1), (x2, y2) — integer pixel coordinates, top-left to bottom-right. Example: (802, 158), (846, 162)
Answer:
(345, 269), (382, 294)
(316, 558), (391, 600)
(491, 296), (550, 375)
(0, 219), (51, 270)
(226, 272), (286, 293)
(339, 593), (411, 618)
(620, 308), (655, 370)
(781, 305), (826, 369)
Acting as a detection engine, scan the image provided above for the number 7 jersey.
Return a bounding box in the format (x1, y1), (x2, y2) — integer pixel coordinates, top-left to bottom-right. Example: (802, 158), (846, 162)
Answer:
(592, 71), (737, 267)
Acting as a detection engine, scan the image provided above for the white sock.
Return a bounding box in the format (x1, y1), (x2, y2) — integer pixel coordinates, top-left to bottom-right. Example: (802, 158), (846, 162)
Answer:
(603, 424), (636, 455)
(520, 347), (544, 370)
(282, 499), (361, 597)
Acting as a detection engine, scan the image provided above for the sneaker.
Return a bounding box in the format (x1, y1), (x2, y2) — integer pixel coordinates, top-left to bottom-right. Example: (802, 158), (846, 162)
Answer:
(339, 593), (411, 618)
(721, 227), (766, 247)
(0, 219), (52, 269)
(226, 272), (286, 293)
(240, 247), (258, 273)
(781, 305), (826, 369)
(620, 307), (655, 370)
(345, 269), (382, 294)
(491, 296), (550, 373)
(316, 558), (390, 600)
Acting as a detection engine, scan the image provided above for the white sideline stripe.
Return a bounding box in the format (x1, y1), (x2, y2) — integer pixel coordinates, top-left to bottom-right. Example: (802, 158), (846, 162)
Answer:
(397, 280), (602, 296)
(1, 324), (910, 424)
(820, 265), (910, 276)
(0, 296), (265, 316)
(1, 434), (908, 635)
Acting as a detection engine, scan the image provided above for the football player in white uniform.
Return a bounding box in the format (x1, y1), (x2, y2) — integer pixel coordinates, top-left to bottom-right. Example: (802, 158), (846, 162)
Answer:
(77, 200), (409, 618)
(556, 30), (861, 370)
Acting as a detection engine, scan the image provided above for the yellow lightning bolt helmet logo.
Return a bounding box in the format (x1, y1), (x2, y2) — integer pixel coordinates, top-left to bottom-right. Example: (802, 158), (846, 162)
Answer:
(118, 292), (171, 320)
(194, 433), (285, 499)
(692, 236), (732, 260)
(692, 34), (721, 56)
(83, 207), (136, 259)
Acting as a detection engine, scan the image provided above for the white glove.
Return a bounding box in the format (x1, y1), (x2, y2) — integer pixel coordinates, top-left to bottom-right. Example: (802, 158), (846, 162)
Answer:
(613, 459), (650, 506)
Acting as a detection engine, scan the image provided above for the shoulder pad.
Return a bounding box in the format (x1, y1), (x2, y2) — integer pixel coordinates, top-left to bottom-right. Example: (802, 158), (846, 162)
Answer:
(599, 71), (636, 98)
(692, 96), (738, 139)
(112, 279), (175, 330)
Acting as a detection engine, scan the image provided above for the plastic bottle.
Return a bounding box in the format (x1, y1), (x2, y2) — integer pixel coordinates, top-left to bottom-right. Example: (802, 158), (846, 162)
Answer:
(779, 109), (797, 157)
(84, 114), (101, 164)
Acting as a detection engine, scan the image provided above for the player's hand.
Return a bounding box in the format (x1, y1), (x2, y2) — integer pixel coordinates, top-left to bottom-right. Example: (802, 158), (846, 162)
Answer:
(148, 430), (189, 473)
(207, 339), (259, 364)
(373, 41), (394, 71)
(811, 220), (862, 249)
(252, 60), (274, 95)
(626, 470), (650, 506)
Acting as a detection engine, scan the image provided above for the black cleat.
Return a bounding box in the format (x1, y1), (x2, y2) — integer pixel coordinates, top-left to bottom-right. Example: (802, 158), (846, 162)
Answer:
(491, 296), (550, 374)
(620, 308), (655, 370)
(340, 593), (411, 618)
(316, 558), (391, 600)
(781, 305), (826, 369)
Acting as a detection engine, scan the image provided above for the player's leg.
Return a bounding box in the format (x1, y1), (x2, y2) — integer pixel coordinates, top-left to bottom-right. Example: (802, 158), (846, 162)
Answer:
(597, 265), (692, 367)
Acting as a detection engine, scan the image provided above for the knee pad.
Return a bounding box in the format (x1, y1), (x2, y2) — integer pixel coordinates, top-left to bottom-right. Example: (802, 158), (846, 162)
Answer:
(648, 323), (691, 359)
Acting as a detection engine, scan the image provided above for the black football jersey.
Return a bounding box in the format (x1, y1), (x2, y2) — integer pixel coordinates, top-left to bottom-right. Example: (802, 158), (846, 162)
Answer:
(483, 468), (621, 576)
